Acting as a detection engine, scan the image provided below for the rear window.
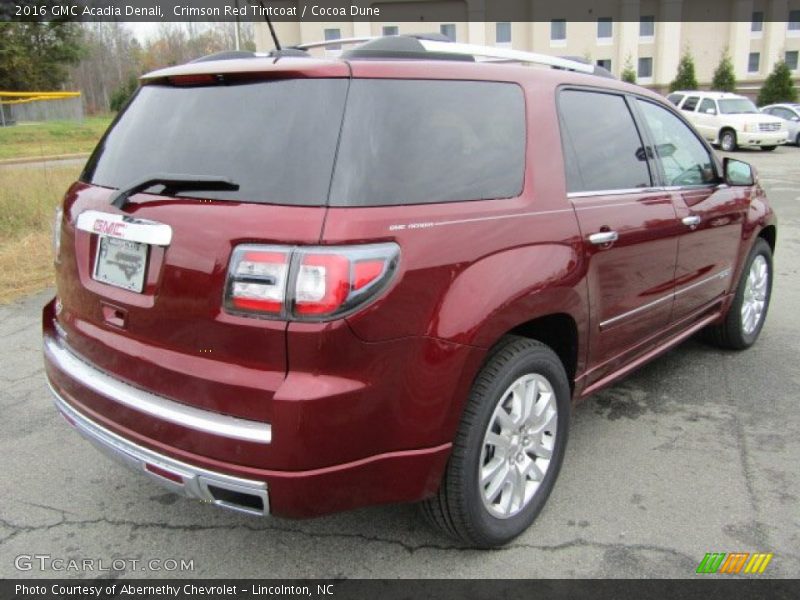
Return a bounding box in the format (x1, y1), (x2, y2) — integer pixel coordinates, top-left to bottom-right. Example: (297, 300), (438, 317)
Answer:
(83, 80), (349, 206)
(84, 78), (525, 208)
(329, 80), (525, 206)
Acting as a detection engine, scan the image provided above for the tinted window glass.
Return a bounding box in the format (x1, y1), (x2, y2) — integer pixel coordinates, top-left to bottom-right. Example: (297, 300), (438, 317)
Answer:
(666, 93), (684, 106)
(83, 80), (348, 206)
(558, 90), (651, 193)
(330, 80), (525, 206)
(698, 98), (717, 114)
(637, 100), (717, 187)
(682, 96), (700, 111)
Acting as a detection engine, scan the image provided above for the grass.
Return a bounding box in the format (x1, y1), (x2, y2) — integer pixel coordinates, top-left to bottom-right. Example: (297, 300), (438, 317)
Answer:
(0, 115), (112, 160)
(0, 164), (80, 303)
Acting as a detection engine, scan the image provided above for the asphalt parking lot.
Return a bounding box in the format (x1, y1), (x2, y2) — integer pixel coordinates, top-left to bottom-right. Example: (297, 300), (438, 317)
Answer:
(1, 147), (798, 579)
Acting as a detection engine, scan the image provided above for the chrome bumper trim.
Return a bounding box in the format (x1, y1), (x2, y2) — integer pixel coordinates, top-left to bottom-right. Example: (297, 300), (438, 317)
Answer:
(43, 336), (271, 444)
(49, 384), (269, 517)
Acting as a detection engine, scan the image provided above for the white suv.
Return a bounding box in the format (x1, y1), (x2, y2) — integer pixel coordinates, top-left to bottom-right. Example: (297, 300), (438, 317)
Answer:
(667, 91), (787, 152)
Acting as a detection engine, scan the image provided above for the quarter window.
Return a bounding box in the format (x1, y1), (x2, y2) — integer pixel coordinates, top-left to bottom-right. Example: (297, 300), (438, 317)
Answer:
(666, 93), (684, 106)
(636, 100), (717, 187)
(558, 90), (652, 193)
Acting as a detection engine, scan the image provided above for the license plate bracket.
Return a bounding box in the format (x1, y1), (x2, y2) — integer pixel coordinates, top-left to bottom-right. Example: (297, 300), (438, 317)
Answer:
(93, 236), (149, 293)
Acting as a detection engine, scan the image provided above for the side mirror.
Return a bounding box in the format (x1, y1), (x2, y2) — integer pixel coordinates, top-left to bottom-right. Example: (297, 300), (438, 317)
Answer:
(705, 108), (717, 115)
(724, 158), (754, 186)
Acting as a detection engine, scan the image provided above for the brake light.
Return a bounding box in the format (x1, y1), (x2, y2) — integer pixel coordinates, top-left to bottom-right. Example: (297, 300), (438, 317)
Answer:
(224, 243), (399, 320)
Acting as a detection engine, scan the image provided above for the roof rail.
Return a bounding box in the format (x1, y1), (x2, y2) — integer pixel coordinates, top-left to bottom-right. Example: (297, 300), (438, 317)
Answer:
(294, 35), (594, 73)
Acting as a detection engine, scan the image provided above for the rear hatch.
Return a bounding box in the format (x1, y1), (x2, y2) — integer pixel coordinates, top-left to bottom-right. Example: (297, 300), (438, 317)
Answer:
(53, 62), (350, 424)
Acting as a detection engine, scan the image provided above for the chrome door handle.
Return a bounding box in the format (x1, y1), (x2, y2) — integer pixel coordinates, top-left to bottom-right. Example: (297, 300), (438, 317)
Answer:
(682, 215), (701, 228)
(588, 231), (619, 245)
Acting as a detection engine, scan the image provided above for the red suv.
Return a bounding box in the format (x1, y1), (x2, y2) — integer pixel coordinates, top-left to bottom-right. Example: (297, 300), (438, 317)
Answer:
(43, 36), (776, 547)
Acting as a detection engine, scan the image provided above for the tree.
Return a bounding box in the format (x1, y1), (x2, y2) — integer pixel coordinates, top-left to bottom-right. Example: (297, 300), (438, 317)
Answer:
(0, 23), (84, 91)
(711, 49), (737, 92)
(757, 60), (798, 106)
(110, 75), (139, 112)
(621, 56), (637, 84)
(670, 50), (698, 92)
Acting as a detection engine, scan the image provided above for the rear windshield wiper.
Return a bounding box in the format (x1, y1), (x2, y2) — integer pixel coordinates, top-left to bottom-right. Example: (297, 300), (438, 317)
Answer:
(108, 173), (240, 208)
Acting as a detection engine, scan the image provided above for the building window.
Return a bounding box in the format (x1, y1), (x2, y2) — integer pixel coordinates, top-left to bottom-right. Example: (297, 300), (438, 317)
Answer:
(638, 57), (653, 79)
(747, 52), (761, 73)
(597, 17), (613, 40)
(596, 59), (612, 71)
(496, 22), (512, 45)
(551, 19), (567, 42)
(751, 11), (764, 33)
(440, 23), (456, 41)
(382, 25), (398, 36)
(789, 10), (800, 31)
(748, 52), (760, 73)
(324, 28), (341, 51)
(639, 16), (655, 38)
(787, 51), (799, 71)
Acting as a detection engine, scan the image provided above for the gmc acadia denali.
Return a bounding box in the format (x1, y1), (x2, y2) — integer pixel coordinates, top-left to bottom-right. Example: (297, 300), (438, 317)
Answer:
(43, 36), (776, 547)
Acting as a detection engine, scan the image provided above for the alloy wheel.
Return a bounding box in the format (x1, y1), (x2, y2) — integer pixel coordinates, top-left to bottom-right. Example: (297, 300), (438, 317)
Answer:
(741, 255), (769, 335)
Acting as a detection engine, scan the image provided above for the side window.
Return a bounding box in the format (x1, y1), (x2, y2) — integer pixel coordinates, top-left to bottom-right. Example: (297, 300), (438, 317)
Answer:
(666, 93), (684, 106)
(698, 98), (717, 114)
(636, 100), (717, 187)
(775, 107), (794, 120)
(681, 96), (700, 112)
(558, 90), (652, 193)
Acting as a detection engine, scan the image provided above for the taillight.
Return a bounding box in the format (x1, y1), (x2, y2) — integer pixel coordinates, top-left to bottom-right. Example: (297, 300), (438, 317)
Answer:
(225, 243), (399, 321)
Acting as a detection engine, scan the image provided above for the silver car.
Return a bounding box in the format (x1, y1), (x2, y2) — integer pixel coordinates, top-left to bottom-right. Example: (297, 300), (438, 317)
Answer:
(760, 103), (800, 146)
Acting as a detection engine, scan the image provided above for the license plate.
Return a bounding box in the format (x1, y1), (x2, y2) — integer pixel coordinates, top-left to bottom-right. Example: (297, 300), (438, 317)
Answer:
(93, 236), (149, 293)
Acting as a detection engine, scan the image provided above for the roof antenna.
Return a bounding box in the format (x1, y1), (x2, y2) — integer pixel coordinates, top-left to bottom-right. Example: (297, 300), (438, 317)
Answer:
(254, 0), (281, 50)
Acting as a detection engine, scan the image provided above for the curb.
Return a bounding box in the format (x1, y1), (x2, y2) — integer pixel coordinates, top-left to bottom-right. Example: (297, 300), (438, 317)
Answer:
(0, 153), (90, 166)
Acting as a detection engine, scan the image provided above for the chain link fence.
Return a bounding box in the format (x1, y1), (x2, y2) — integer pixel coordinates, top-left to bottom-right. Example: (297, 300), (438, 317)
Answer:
(0, 93), (83, 127)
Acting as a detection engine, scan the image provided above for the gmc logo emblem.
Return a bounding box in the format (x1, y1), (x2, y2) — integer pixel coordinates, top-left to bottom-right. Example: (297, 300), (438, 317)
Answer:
(93, 219), (126, 237)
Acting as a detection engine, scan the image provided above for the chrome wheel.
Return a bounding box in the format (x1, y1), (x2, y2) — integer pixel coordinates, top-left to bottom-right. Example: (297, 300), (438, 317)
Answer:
(741, 255), (769, 335)
(720, 131), (736, 152)
(479, 374), (557, 519)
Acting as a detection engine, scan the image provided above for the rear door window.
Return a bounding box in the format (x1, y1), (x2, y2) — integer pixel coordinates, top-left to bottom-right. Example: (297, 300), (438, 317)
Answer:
(681, 96), (700, 112)
(558, 89), (652, 193)
(329, 80), (525, 206)
(83, 80), (349, 206)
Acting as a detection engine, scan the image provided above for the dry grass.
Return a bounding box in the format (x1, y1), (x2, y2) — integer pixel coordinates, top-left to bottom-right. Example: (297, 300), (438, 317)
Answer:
(0, 165), (80, 303)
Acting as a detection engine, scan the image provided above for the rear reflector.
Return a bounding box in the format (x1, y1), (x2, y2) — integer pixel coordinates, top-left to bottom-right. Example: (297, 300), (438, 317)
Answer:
(224, 243), (400, 321)
(144, 463), (184, 485)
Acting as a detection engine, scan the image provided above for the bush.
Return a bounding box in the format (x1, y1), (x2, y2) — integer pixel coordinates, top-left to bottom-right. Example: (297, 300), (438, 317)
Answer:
(670, 51), (698, 92)
(757, 61), (798, 106)
(621, 56), (637, 84)
(711, 49), (736, 92)
(110, 75), (139, 112)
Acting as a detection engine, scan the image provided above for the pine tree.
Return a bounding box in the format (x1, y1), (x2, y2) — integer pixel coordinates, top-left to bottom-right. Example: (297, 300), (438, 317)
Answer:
(669, 50), (699, 92)
(757, 60), (799, 106)
(621, 56), (637, 84)
(0, 23), (84, 91)
(711, 49), (737, 92)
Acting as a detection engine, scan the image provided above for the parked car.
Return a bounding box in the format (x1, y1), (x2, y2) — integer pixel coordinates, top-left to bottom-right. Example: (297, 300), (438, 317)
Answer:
(43, 36), (777, 548)
(760, 103), (800, 146)
(667, 90), (787, 151)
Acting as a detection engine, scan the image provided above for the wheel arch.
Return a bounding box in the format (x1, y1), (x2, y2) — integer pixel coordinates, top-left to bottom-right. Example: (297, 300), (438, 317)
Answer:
(758, 224), (777, 255)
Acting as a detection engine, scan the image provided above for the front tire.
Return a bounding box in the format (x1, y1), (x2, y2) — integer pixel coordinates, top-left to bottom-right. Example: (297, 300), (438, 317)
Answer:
(720, 129), (737, 152)
(420, 337), (570, 547)
(706, 238), (773, 349)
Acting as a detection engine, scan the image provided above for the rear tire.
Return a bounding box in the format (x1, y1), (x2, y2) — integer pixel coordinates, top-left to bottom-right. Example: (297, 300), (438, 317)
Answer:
(420, 336), (570, 547)
(705, 238), (772, 350)
(795, 133), (800, 147)
(720, 129), (737, 152)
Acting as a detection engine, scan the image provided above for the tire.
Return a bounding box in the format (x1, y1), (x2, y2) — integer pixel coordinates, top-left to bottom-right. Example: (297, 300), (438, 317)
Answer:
(420, 336), (570, 547)
(796, 133), (800, 147)
(705, 238), (773, 350)
(761, 145), (777, 151)
(719, 129), (737, 152)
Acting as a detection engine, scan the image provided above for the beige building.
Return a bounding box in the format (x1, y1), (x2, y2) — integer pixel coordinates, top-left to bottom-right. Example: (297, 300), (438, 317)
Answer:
(255, 0), (800, 95)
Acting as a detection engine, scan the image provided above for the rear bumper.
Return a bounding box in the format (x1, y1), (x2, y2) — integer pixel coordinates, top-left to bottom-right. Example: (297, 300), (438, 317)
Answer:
(51, 384), (271, 516)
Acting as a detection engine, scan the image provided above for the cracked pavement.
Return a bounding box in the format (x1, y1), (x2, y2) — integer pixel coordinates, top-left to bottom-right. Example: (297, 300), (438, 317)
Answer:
(1, 149), (799, 579)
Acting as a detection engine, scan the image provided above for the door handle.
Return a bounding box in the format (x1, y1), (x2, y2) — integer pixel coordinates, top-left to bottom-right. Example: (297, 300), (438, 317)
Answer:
(588, 231), (619, 245)
(682, 215), (701, 228)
